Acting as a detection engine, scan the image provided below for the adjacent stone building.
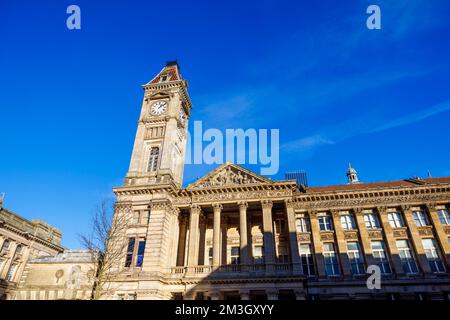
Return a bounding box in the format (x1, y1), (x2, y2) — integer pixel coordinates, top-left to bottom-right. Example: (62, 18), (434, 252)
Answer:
(100, 62), (450, 300)
(0, 196), (63, 299)
(14, 250), (96, 300)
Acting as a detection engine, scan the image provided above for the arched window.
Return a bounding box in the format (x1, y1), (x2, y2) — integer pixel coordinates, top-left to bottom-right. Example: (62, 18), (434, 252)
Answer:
(147, 147), (159, 172)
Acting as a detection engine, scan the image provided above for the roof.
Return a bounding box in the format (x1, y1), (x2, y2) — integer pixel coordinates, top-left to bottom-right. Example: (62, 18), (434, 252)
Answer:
(148, 61), (182, 84)
(30, 250), (97, 263)
(305, 176), (450, 193)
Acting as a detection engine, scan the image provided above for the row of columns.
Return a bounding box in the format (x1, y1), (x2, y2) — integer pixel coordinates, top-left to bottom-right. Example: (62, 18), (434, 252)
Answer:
(181, 200), (301, 274)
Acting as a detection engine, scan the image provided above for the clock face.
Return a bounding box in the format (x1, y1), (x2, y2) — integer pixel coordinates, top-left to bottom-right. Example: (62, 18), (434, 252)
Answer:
(179, 106), (187, 126)
(151, 101), (168, 115)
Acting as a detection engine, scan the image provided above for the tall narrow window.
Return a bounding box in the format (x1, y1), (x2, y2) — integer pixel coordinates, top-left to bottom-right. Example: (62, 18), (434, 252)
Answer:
(299, 244), (315, 276)
(413, 210), (429, 227)
(323, 243), (340, 276)
(230, 247), (240, 264)
(277, 245), (289, 263)
(274, 219), (286, 234)
(388, 212), (404, 228)
(364, 213), (380, 229)
(437, 209), (450, 225)
(347, 242), (365, 275)
(125, 238), (135, 267)
(1, 239), (11, 253)
(6, 264), (18, 282)
(371, 241), (391, 274)
(208, 247), (213, 266)
(396, 240), (418, 274)
(422, 239), (445, 273)
(341, 215), (356, 230)
(147, 147), (159, 172)
(319, 215), (333, 231)
(253, 246), (264, 264)
(135, 240), (146, 267)
(296, 216), (310, 233)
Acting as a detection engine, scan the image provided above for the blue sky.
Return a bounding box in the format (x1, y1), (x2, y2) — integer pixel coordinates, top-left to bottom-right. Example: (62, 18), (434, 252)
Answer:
(1, 0), (449, 248)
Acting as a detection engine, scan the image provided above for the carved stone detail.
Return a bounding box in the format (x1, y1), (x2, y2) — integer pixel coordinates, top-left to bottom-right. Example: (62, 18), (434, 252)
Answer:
(417, 226), (433, 236)
(368, 230), (383, 239)
(344, 231), (358, 240)
(320, 232), (334, 241)
(392, 228), (407, 238)
(297, 233), (311, 242)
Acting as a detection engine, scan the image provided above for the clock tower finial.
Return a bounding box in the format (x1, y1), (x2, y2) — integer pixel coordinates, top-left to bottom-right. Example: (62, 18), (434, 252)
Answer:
(124, 62), (192, 187)
(346, 163), (361, 184)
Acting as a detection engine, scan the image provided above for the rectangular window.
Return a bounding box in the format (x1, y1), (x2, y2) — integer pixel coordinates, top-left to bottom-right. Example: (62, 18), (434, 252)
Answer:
(6, 264), (18, 282)
(274, 219), (286, 234)
(347, 242), (365, 275)
(371, 241), (391, 274)
(135, 240), (146, 267)
(277, 245), (289, 263)
(388, 212), (404, 228)
(296, 217), (310, 233)
(413, 210), (429, 227)
(319, 216), (333, 231)
(341, 215), (356, 230)
(132, 211), (140, 224)
(253, 246), (264, 264)
(1, 239), (11, 252)
(364, 214), (380, 229)
(422, 239), (445, 273)
(437, 209), (450, 225)
(125, 238), (135, 267)
(208, 247), (213, 266)
(323, 243), (340, 276)
(396, 240), (418, 274)
(230, 246), (240, 265)
(299, 244), (315, 276)
(147, 147), (160, 172)
(0, 259), (4, 274)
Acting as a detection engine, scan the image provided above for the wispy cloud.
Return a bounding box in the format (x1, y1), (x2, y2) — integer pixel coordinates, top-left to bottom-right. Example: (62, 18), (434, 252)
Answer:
(283, 99), (450, 153)
(369, 100), (450, 133)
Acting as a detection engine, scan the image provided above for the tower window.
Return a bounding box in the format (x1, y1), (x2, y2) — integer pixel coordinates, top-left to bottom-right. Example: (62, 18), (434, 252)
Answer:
(147, 147), (160, 172)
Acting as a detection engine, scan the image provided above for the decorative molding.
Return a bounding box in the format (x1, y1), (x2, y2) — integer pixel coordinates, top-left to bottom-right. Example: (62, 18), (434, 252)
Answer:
(417, 226), (433, 236)
(212, 203), (223, 211)
(368, 230), (383, 239)
(297, 233), (311, 242)
(392, 228), (407, 238)
(344, 231), (358, 240)
(320, 232), (334, 241)
(261, 200), (273, 210)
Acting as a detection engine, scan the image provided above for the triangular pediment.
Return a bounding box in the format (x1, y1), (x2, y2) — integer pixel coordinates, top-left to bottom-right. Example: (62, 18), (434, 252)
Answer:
(187, 162), (272, 189)
(145, 91), (171, 101)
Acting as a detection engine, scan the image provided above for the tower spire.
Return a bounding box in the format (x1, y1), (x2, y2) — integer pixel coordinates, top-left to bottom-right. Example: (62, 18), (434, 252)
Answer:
(346, 163), (360, 184)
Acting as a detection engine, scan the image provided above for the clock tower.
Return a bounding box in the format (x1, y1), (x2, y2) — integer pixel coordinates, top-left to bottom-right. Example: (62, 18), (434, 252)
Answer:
(125, 61), (192, 187)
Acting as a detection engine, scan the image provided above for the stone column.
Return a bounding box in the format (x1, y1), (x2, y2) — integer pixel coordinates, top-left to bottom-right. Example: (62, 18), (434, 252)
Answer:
(209, 291), (220, 300)
(285, 200), (302, 275)
(309, 210), (326, 277)
(238, 201), (249, 267)
(426, 203), (450, 268)
(187, 205), (201, 267)
(176, 215), (188, 266)
(198, 213), (207, 265)
(213, 204), (222, 267)
(261, 200), (276, 273)
(221, 217), (228, 265)
(354, 209), (377, 267)
(402, 205), (432, 274)
(378, 207), (405, 276)
(331, 210), (351, 277)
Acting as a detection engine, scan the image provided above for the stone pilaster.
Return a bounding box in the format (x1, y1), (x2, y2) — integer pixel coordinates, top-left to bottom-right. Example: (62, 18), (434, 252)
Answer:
(187, 205), (201, 267)
(238, 201), (249, 267)
(309, 210), (326, 277)
(212, 204), (222, 267)
(176, 215), (188, 266)
(261, 200), (275, 273)
(285, 200), (302, 275)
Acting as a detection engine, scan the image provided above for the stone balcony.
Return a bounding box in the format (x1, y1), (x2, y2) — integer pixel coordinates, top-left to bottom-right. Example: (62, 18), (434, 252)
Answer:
(168, 263), (299, 279)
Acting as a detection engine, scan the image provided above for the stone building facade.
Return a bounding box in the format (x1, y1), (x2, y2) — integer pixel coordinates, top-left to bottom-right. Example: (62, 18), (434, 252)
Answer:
(14, 250), (95, 300)
(101, 62), (450, 300)
(0, 196), (63, 299)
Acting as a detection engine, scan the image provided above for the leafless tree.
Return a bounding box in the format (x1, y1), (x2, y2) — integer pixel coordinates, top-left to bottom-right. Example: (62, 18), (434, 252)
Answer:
(79, 199), (130, 300)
